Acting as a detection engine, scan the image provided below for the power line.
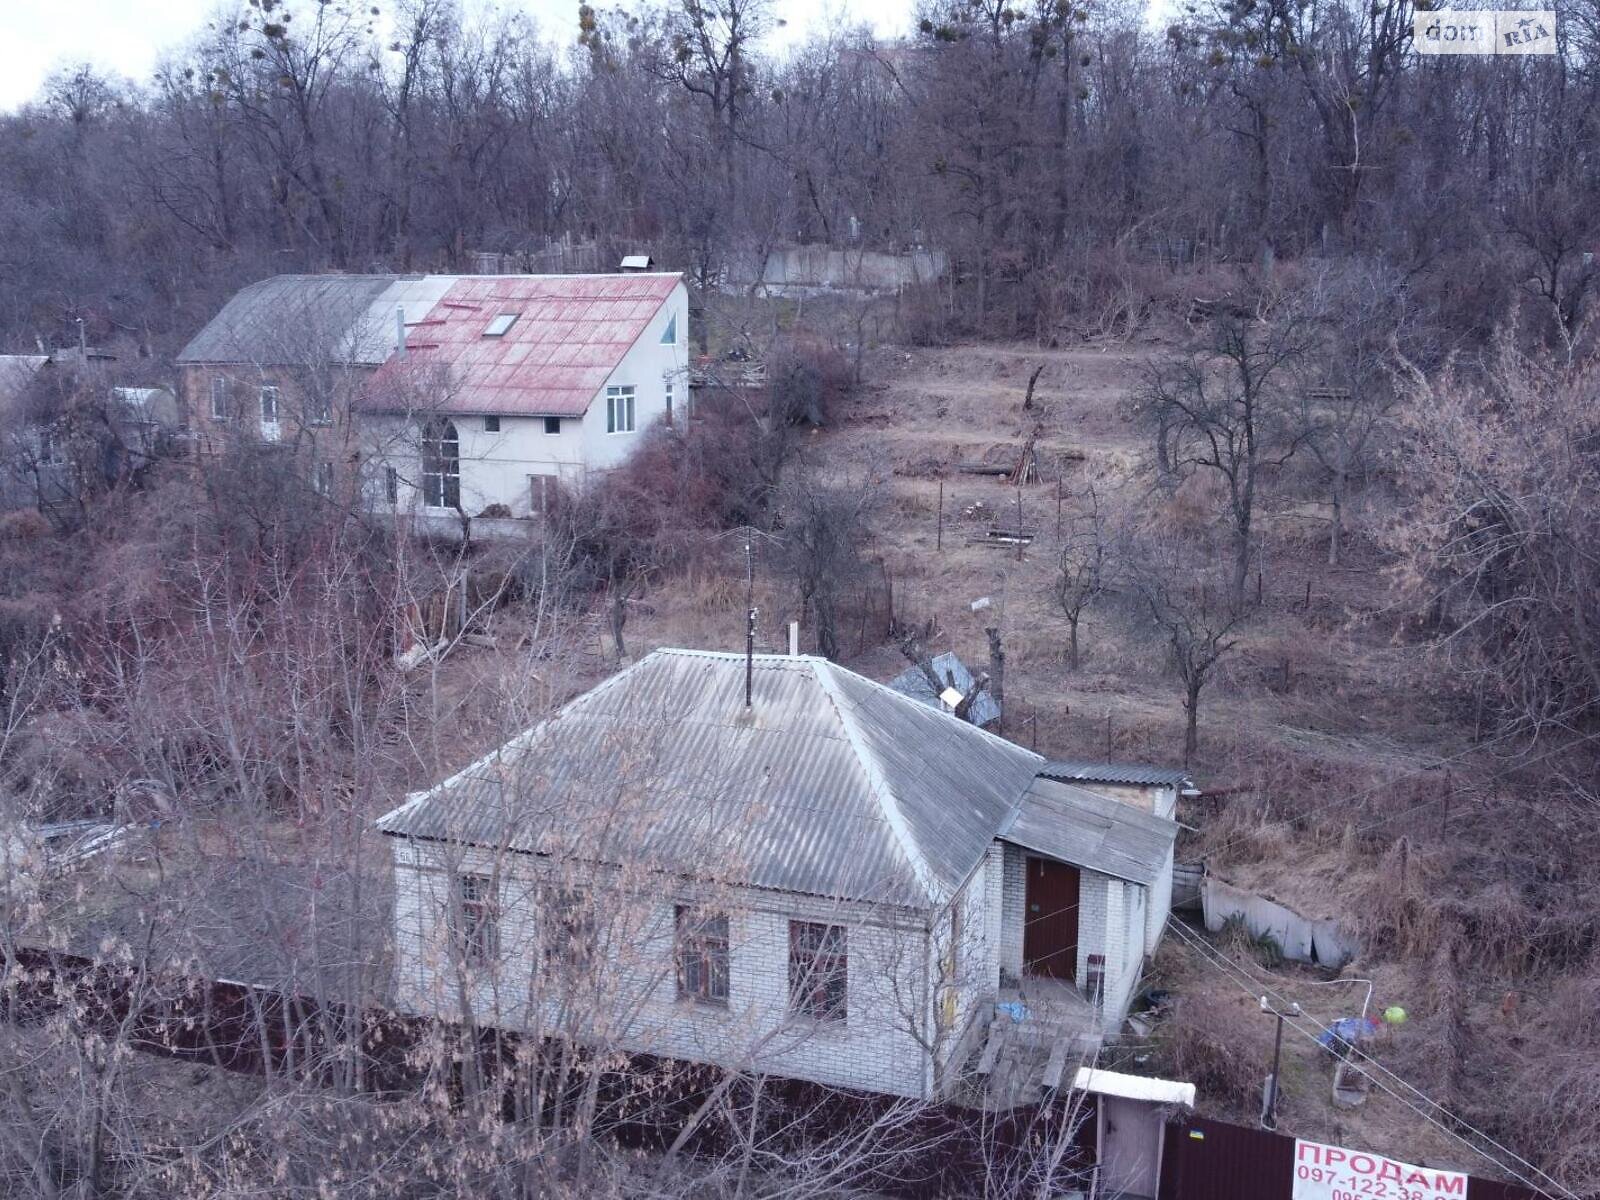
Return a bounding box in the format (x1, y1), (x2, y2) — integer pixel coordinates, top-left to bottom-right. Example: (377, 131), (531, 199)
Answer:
(1164, 918), (1577, 1200)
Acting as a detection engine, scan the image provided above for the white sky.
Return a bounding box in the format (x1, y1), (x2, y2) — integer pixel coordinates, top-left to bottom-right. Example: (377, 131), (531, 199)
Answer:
(0, 0), (910, 113)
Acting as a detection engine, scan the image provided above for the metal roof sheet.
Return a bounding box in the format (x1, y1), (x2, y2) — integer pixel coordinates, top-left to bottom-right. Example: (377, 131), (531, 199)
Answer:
(886, 651), (1002, 728)
(358, 273), (680, 417)
(1000, 777), (1177, 887)
(377, 649), (1045, 910)
(1039, 760), (1193, 787)
(176, 274), (401, 365)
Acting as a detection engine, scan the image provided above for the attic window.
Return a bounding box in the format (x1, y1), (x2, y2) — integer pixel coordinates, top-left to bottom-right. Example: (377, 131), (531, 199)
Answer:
(483, 313), (519, 337)
(660, 313), (678, 345)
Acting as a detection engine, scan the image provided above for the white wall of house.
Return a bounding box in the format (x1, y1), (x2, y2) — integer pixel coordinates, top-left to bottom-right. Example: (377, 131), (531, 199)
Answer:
(578, 279), (690, 472)
(363, 281), (690, 518)
(390, 835), (941, 1100)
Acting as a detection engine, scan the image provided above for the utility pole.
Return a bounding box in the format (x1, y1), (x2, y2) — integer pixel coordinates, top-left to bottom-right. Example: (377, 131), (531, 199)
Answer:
(1260, 996), (1301, 1130)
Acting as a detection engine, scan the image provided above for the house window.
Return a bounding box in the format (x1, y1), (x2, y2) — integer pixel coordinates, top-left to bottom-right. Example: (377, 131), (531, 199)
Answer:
(259, 385), (279, 424)
(483, 313), (519, 337)
(543, 416), (561, 436)
(676, 907), (730, 1005)
(307, 392), (332, 426)
(313, 460), (334, 496)
(421, 418), (460, 509)
(542, 888), (593, 973)
(210, 377), (227, 421)
(661, 313), (678, 345)
(605, 386), (635, 434)
(484, 416), (500, 432)
(40, 428), (66, 466)
(788, 921), (847, 1023)
(664, 381), (674, 427)
(384, 466), (399, 505)
(455, 873), (497, 966)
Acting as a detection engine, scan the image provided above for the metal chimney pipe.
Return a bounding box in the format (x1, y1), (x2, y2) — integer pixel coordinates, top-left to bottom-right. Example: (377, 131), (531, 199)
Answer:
(788, 621), (799, 657)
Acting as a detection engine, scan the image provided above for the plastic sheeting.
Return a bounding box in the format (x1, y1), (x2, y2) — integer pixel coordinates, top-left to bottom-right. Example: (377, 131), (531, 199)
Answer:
(1201, 876), (1358, 967)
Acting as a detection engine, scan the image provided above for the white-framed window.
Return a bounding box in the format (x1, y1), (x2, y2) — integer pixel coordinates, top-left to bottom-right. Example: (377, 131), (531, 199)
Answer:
(313, 460), (334, 496)
(210, 376), (227, 421)
(483, 313), (519, 337)
(660, 312), (678, 345)
(421, 418), (461, 509)
(606, 386), (635, 434)
(40, 428), (66, 466)
(259, 385), (279, 424)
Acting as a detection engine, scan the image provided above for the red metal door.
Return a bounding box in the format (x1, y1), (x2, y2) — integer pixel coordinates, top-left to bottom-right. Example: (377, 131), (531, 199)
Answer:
(1023, 856), (1080, 978)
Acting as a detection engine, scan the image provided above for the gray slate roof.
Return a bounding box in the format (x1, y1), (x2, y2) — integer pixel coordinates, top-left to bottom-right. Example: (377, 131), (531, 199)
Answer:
(176, 274), (402, 365)
(1000, 777), (1177, 886)
(887, 651), (1002, 728)
(378, 649), (1046, 910)
(1039, 760), (1193, 788)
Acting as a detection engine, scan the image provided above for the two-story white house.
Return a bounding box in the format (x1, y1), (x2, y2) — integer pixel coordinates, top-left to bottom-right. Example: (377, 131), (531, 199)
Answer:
(175, 270), (689, 521)
(376, 648), (1180, 1101)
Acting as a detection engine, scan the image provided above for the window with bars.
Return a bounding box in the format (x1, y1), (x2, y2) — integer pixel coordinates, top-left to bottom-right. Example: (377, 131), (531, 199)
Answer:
(384, 466), (399, 505)
(605, 386), (635, 434)
(455, 873), (497, 966)
(788, 921), (847, 1023)
(676, 907), (729, 1005)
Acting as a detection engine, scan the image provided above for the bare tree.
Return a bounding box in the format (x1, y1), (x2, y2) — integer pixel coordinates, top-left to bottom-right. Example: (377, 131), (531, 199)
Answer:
(773, 464), (881, 660)
(1128, 535), (1247, 764)
(1146, 294), (1316, 609)
(1054, 484), (1117, 670)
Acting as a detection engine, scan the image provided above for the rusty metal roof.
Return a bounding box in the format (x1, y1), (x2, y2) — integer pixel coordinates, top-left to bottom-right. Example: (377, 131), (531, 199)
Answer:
(359, 273), (681, 417)
(377, 649), (1046, 910)
(178, 272), (681, 418)
(1000, 777), (1177, 886)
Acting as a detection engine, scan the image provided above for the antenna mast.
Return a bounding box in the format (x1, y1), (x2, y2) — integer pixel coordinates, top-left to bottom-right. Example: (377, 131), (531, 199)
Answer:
(744, 538), (756, 708)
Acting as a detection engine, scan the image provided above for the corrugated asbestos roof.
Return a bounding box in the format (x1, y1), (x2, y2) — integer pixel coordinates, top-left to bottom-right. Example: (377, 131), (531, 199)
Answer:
(1039, 760), (1193, 787)
(176, 275), (401, 365)
(177, 271), (681, 418)
(1000, 777), (1177, 886)
(886, 651), (1002, 728)
(359, 273), (680, 417)
(377, 649), (1045, 910)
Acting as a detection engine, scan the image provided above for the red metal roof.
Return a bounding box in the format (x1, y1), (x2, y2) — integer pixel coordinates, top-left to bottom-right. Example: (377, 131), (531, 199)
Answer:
(359, 273), (679, 417)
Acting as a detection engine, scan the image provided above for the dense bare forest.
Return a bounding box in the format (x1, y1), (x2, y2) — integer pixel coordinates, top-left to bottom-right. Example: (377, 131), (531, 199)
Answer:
(3, 0), (1600, 1197)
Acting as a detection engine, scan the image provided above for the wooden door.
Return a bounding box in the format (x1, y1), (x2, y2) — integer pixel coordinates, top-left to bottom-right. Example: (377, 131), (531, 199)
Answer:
(1023, 856), (1080, 979)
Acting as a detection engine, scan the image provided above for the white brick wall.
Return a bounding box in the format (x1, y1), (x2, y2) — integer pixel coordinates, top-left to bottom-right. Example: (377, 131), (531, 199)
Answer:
(390, 837), (940, 1099)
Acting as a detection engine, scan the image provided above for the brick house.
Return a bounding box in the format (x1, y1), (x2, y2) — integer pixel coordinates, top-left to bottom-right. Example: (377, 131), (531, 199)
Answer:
(376, 649), (1179, 1100)
(174, 271), (688, 517)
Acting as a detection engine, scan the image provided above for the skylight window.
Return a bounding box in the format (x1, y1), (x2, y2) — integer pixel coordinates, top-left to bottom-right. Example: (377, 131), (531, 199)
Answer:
(483, 312), (519, 337)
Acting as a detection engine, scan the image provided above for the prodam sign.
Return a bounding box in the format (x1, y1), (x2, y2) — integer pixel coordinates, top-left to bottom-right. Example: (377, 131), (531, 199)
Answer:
(1293, 1139), (1468, 1200)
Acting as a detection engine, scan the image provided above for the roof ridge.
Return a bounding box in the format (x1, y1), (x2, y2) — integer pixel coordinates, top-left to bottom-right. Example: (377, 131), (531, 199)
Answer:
(809, 659), (944, 906)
